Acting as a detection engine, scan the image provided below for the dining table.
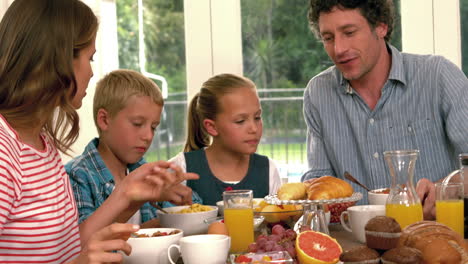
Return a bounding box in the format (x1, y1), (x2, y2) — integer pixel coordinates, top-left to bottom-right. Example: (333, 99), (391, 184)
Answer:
(329, 223), (363, 250)
(174, 223), (467, 263)
(173, 223), (361, 264)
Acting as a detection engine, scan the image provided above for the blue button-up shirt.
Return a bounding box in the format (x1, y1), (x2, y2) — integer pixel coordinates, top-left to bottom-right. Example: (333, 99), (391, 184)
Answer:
(66, 138), (202, 224)
(302, 45), (468, 195)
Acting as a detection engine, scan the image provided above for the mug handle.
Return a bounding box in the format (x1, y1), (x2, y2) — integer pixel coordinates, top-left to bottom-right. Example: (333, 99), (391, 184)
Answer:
(167, 244), (181, 264)
(340, 211), (352, 232)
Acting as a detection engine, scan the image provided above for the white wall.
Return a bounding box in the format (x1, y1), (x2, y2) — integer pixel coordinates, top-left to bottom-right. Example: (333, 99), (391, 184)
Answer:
(401, 0), (461, 67)
(0, 0), (13, 19)
(68, 0), (119, 161)
(183, 0), (243, 101)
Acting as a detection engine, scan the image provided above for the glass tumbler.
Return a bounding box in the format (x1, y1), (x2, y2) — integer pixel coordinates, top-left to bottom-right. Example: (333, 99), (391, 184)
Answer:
(223, 190), (254, 253)
(436, 182), (464, 237)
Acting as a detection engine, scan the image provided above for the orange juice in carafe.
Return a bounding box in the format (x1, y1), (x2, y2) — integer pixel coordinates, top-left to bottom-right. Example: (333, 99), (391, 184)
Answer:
(386, 203), (423, 229)
(384, 150), (423, 229)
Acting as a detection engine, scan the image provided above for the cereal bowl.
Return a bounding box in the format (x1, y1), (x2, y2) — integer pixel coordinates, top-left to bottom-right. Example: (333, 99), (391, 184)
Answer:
(368, 188), (390, 205)
(123, 228), (183, 264)
(157, 205), (218, 236)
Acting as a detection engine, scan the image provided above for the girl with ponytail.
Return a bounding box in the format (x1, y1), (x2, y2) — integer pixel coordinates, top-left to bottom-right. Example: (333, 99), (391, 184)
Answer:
(171, 73), (281, 205)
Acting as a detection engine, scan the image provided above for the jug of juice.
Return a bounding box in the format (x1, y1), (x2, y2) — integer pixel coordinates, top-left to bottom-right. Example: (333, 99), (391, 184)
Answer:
(384, 150), (423, 229)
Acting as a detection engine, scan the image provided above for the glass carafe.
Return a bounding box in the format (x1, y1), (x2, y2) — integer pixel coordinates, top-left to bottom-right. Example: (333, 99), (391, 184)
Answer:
(384, 150), (423, 229)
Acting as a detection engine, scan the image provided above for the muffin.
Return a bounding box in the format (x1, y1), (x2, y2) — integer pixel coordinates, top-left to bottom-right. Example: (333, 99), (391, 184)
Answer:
(365, 216), (401, 250)
(381, 246), (423, 264)
(339, 245), (380, 264)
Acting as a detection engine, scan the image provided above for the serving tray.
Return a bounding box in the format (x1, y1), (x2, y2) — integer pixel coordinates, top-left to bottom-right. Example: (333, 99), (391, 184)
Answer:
(263, 192), (363, 205)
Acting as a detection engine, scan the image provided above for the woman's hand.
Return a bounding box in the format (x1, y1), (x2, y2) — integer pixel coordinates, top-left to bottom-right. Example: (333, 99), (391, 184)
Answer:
(72, 223), (139, 264)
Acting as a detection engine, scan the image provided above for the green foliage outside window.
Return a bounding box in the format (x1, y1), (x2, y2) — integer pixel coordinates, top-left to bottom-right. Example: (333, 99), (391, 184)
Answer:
(116, 0), (403, 164)
(461, 0), (468, 76)
(116, 0), (186, 94)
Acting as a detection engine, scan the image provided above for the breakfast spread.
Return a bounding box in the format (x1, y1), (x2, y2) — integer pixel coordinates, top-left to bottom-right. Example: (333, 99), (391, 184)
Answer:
(365, 216), (402, 250)
(339, 245), (380, 264)
(342, 217), (468, 264)
(398, 221), (468, 263)
(158, 181), (467, 264)
(170, 203), (213, 213)
(207, 221), (229, 235)
(131, 229), (181, 238)
(370, 188), (390, 194)
(248, 224), (297, 259)
(276, 176), (354, 201)
(304, 176), (353, 200)
(380, 246), (423, 264)
(231, 251), (293, 264)
(295, 230), (342, 264)
(277, 183), (307, 200)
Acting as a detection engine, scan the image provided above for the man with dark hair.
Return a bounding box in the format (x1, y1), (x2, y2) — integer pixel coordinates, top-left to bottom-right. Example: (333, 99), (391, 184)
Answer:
(302, 0), (468, 220)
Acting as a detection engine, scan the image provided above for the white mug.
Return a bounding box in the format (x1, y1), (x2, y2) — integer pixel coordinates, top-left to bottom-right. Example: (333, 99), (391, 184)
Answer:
(340, 205), (385, 243)
(167, 234), (230, 264)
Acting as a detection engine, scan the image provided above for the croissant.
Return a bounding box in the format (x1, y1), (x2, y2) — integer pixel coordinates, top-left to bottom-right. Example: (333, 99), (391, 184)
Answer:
(304, 176), (353, 200)
(399, 221), (468, 263)
(277, 182), (307, 200)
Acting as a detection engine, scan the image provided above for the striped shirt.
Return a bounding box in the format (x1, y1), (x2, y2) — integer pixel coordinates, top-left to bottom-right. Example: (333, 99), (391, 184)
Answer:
(0, 115), (81, 263)
(302, 45), (468, 196)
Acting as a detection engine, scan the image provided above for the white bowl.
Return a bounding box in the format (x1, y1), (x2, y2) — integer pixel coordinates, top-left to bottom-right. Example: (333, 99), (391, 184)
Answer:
(368, 188), (390, 205)
(216, 198), (264, 216)
(123, 228), (183, 264)
(157, 205), (218, 236)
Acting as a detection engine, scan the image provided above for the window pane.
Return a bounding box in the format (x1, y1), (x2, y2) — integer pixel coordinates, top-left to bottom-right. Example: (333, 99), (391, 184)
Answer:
(116, 0), (187, 161)
(461, 0), (468, 75)
(240, 0), (402, 179)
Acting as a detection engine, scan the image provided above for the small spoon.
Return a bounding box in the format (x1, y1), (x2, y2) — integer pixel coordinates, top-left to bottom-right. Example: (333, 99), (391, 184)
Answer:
(344, 171), (371, 192)
(150, 201), (169, 214)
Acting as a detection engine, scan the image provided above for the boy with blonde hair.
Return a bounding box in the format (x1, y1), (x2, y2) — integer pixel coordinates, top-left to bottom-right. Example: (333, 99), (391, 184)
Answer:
(66, 69), (201, 232)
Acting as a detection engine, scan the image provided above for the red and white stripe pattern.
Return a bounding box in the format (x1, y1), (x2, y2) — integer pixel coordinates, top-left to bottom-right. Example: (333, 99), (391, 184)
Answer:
(0, 116), (81, 263)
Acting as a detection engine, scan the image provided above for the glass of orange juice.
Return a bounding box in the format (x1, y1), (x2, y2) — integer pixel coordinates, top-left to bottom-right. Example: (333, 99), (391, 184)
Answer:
(435, 182), (464, 236)
(223, 190), (254, 253)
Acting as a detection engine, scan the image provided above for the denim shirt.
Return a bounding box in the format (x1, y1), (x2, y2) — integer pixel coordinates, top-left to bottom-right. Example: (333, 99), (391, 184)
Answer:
(65, 138), (202, 224)
(302, 45), (468, 195)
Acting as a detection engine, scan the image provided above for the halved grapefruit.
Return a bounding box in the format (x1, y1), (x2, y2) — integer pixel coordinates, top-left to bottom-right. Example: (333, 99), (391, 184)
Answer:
(295, 230), (342, 264)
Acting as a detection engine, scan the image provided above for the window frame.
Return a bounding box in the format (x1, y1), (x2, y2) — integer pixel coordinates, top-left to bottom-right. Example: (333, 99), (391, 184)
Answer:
(0, 0), (462, 158)
(184, 0), (462, 100)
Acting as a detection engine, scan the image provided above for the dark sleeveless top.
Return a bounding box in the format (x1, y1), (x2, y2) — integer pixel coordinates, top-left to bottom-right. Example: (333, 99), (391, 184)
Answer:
(185, 149), (269, 205)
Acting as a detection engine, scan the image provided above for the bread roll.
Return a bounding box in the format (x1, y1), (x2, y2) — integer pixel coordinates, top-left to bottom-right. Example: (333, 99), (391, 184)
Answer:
(304, 176), (353, 200)
(399, 221), (468, 263)
(277, 182), (307, 200)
